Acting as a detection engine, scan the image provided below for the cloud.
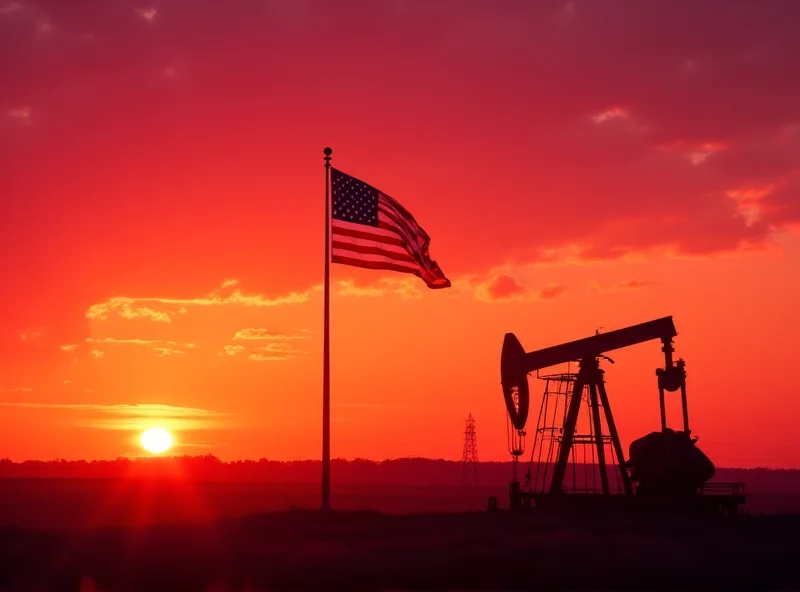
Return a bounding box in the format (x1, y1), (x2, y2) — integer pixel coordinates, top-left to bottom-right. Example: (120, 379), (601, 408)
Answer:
(8, 106), (31, 124)
(136, 7), (157, 23)
(590, 279), (663, 292)
(433, 273), (481, 298)
(688, 143), (727, 165)
(258, 342), (296, 353)
(222, 330), (306, 361)
(0, 401), (219, 416)
(248, 353), (293, 362)
(86, 299), (175, 323)
(726, 183), (774, 226)
(84, 289), (313, 361)
(592, 107), (629, 124)
(590, 106), (651, 135)
(246, 342), (303, 362)
(336, 278), (423, 300)
(428, 1), (800, 267)
(473, 271), (565, 303)
(612, 279), (660, 290)
(655, 139), (730, 166)
(476, 273), (527, 302)
(232, 328), (309, 341)
(153, 347), (186, 356)
(0, 402), (232, 431)
(86, 280), (314, 323)
(337, 280), (384, 298)
(85, 337), (196, 357)
(60, 344), (80, 352)
(333, 403), (407, 409)
(121, 304), (175, 322)
(220, 344), (245, 357)
(0, 3), (22, 16)
(19, 327), (45, 341)
(87, 337), (185, 346)
(749, 170), (800, 230)
(537, 283), (566, 299)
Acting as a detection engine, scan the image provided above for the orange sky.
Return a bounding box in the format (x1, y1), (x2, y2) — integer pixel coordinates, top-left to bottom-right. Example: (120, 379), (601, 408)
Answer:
(1, 0), (799, 468)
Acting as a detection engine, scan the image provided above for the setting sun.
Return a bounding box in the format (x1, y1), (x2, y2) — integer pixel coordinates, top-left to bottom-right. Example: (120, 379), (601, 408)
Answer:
(140, 428), (173, 454)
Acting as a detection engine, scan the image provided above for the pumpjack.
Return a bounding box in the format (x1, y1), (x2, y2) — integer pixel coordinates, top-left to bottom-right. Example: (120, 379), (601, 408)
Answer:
(500, 316), (745, 515)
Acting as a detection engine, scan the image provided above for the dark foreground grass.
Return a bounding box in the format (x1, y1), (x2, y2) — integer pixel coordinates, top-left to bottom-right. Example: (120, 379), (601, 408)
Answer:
(0, 509), (798, 591)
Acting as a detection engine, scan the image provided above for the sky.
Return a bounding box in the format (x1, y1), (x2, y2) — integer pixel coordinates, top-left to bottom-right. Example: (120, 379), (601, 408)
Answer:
(1, 0), (799, 468)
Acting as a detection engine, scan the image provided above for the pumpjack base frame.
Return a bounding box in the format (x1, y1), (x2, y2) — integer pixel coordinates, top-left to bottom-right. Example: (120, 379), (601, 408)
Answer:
(507, 483), (746, 516)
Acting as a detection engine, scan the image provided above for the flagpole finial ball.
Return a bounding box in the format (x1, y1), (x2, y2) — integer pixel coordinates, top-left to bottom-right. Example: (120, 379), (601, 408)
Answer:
(323, 147), (332, 156)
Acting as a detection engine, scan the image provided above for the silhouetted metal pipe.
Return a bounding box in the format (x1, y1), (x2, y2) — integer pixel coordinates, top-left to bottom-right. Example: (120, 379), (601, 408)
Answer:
(521, 316), (678, 374)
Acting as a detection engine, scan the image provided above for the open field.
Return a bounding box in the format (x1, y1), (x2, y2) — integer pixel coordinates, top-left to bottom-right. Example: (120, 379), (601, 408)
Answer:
(0, 479), (504, 529)
(1, 508), (799, 591)
(1, 478), (799, 530)
(0, 479), (799, 590)
(0, 479), (800, 529)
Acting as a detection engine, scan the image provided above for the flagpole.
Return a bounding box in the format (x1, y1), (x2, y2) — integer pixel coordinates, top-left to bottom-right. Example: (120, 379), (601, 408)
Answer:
(322, 146), (332, 512)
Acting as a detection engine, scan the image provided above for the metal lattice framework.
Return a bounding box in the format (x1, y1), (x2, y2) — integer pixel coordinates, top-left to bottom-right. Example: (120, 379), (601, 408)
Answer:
(525, 371), (626, 495)
(461, 414), (480, 486)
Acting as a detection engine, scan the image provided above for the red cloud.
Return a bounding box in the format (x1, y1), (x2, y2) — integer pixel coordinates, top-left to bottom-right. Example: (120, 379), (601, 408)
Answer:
(475, 273), (564, 303)
(590, 279), (663, 292)
(479, 274), (527, 301)
(616, 279), (659, 290)
(537, 283), (565, 299)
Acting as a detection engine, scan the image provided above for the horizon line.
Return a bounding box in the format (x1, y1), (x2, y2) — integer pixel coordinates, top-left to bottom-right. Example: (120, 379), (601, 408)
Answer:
(0, 456), (795, 472)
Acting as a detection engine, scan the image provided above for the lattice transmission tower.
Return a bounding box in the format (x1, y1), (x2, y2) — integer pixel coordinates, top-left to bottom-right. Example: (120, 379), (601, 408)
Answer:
(461, 413), (480, 486)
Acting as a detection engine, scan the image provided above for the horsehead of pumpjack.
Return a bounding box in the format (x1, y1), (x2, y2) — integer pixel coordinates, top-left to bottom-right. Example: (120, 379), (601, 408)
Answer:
(500, 333), (531, 432)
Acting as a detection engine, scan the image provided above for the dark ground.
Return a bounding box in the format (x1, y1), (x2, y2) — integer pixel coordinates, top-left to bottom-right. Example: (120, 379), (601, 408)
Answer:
(1, 510), (799, 591)
(2, 479), (799, 530)
(0, 480), (799, 590)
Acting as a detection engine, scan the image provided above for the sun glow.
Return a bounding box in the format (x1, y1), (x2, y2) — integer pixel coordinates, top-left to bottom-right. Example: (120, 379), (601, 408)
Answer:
(140, 427), (173, 454)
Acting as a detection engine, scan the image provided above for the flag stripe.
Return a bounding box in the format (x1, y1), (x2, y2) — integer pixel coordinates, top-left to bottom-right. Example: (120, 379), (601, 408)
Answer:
(331, 224), (439, 280)
(330, 168), (450, 289)
(378, 201), (426, 250)
(331, 244), (423, 271)
(331, 219), (406, 248)
(331, 213), (418, 262)
(331, 239), (416, 263)
(378, 199), (421, 237)
(331, 253), (423, 277)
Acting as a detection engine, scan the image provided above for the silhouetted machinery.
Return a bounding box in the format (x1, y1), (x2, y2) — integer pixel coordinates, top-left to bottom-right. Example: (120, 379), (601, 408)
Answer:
(500, 316), (745, 514)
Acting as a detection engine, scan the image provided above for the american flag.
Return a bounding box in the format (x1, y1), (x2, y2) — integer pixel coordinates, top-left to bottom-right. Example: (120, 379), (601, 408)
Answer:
(330, 168), (450, 289)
